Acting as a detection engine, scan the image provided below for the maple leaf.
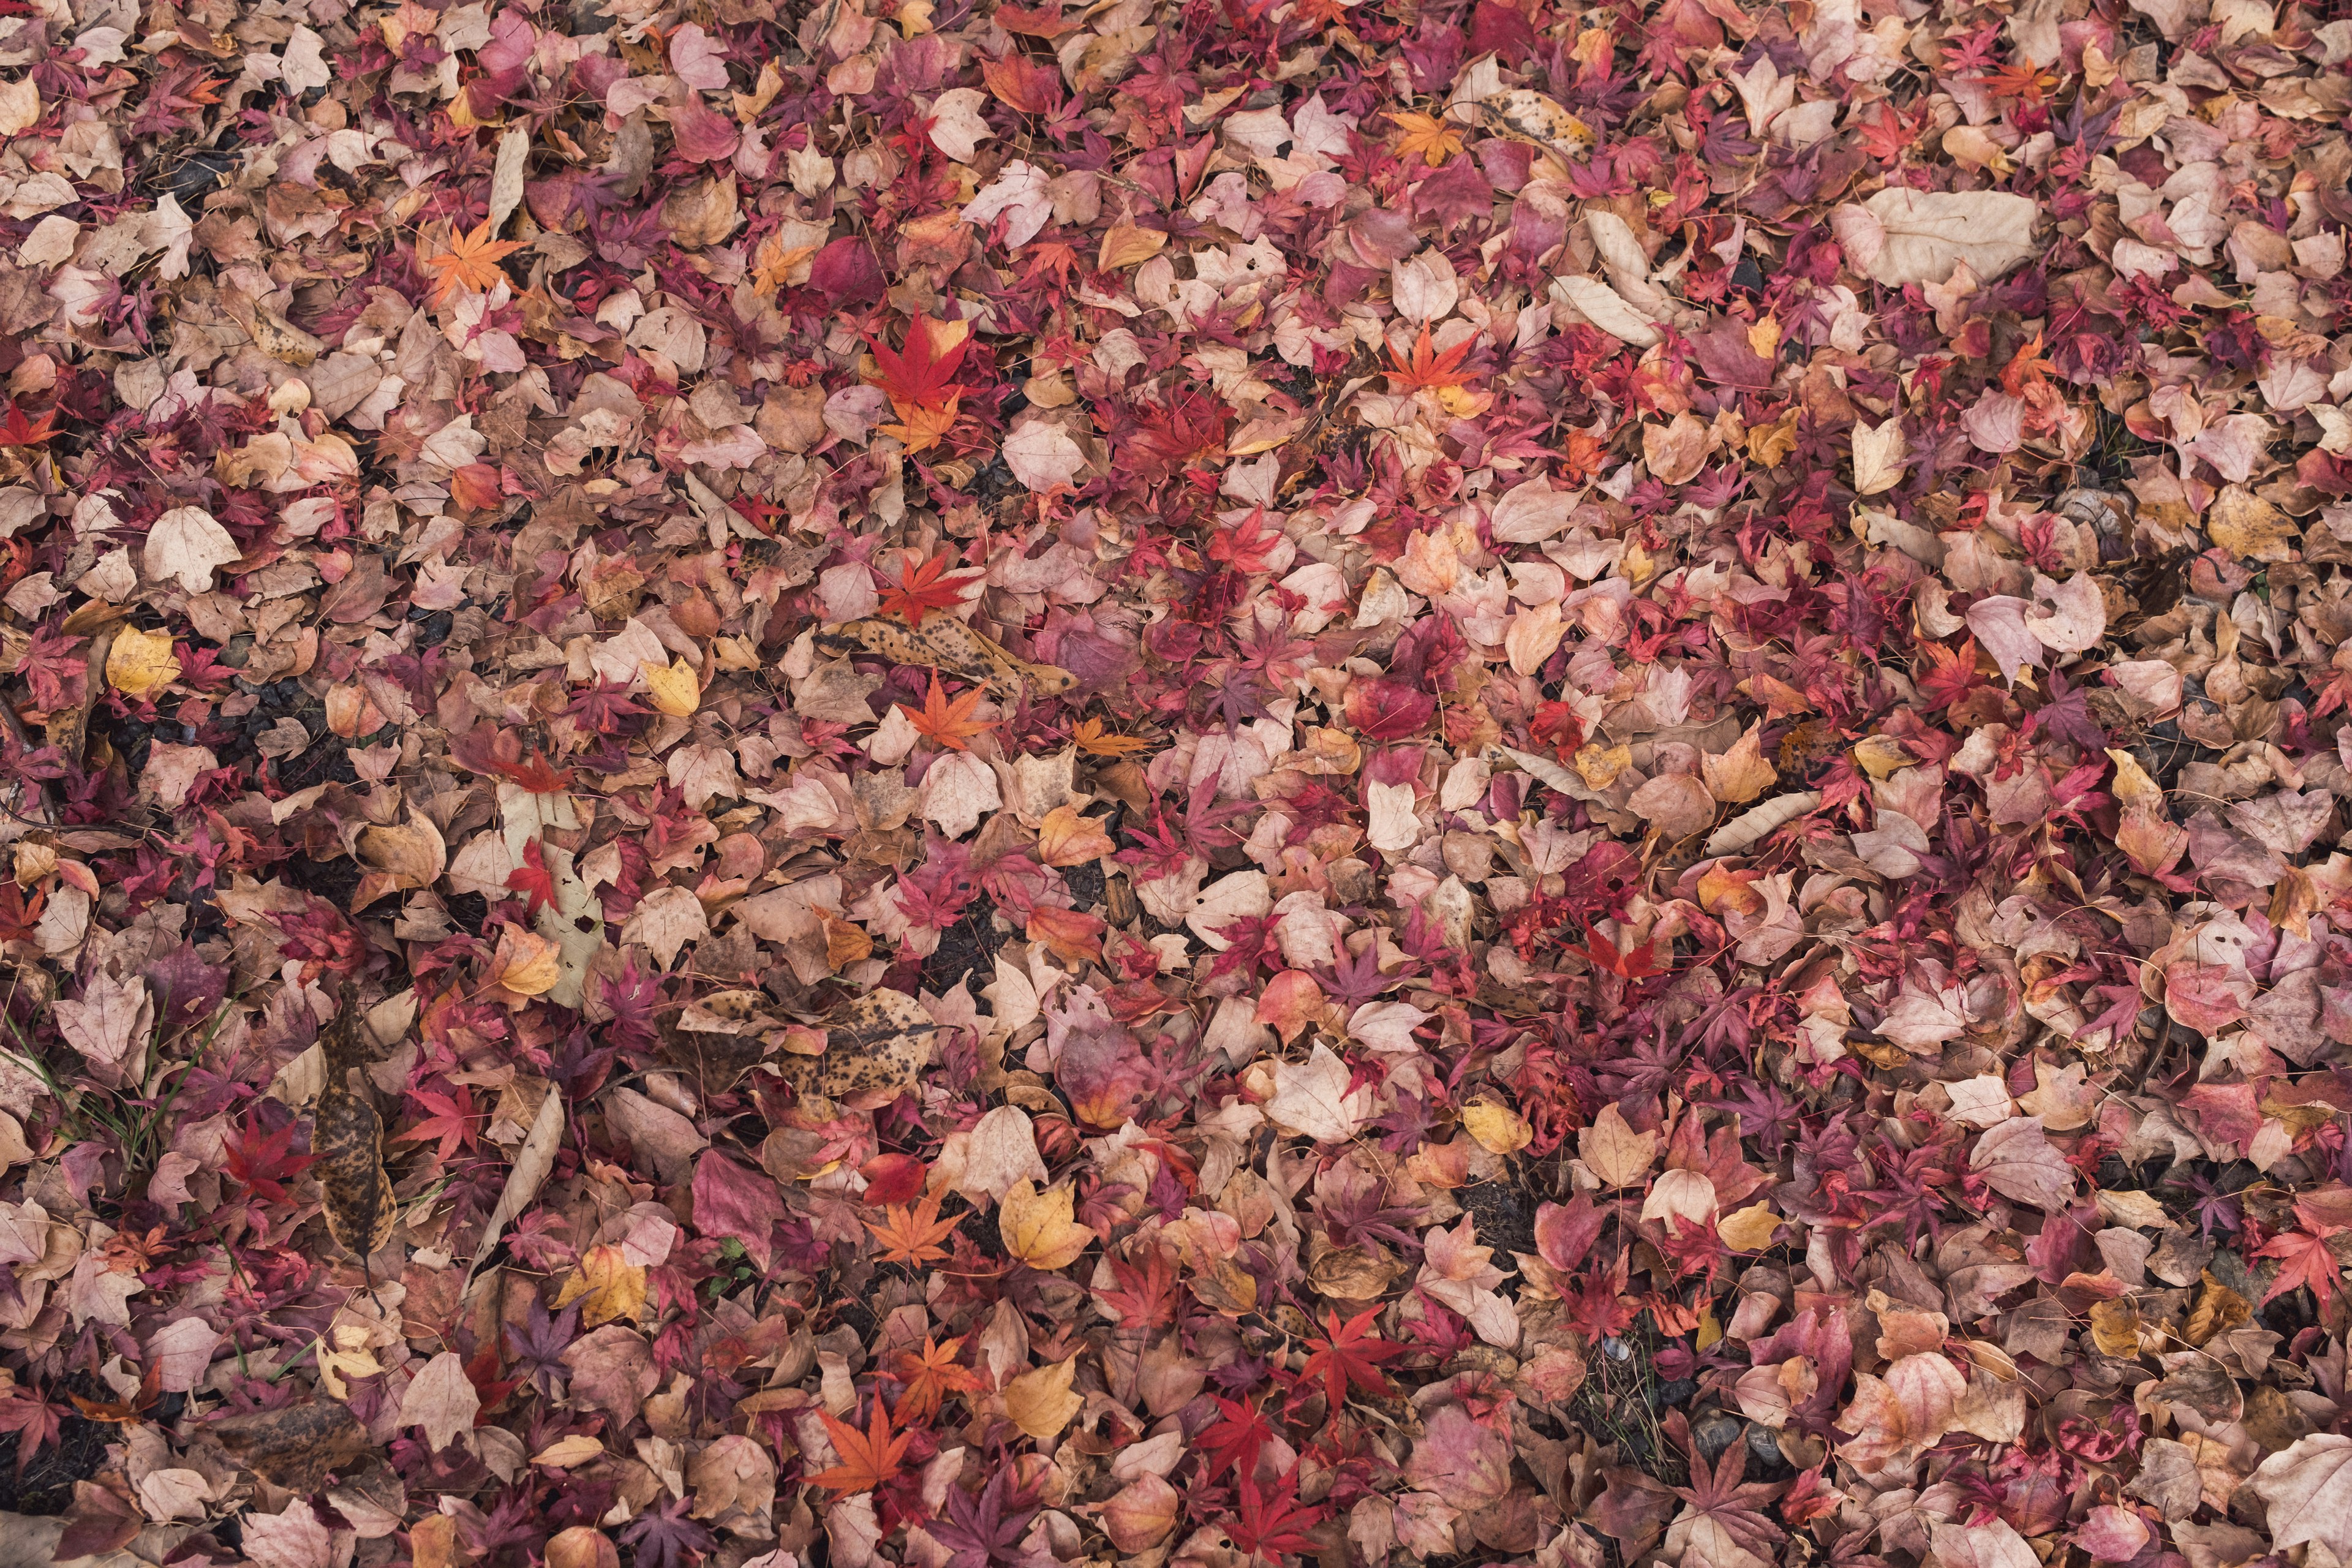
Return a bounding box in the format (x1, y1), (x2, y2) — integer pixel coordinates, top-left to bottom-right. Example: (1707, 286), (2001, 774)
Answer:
(1388, 110), (1465, 167)
(812, 1400), (913, 1494)
(883, 1335), (981, 1425)
(2256, 1227), (2342, 1311)
(1583, 922), (1664, 980)
(620, 1497), (714, 1568)
(876, 553), (978, 624)
(1980, 62), (2059, 104)
(897, 673), (995, 751)
(929, 1468), (1041, 1568)
(1383, 323), (1479, 391)
(0, 404), (61, 447)
(1096, 1243), (1183, 1329)
(1670, 1425), (1788, 1562)
(866, 317), (970, 418)
(505, 838), (559, 919)
(423, 220), (526, 309)
(224, 1115), (315, 1208)
(395, 1083), (481, 1163)
(1072, 717), (1153, 758)
(1295, 1307), (1406, 1415)
(864, 1191), (962, 1267)
(1194, 1395), (1274, 1487)
(1226, 1466), (1328, 1562)
(0, 1389), (63, 1472)
(878, 401), (962, 455)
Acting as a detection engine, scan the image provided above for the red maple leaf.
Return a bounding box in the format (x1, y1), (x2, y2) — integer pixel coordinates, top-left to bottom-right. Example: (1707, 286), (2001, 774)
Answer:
(1226, 1466), (1328, 1561)
(1194, 1395), (1273, 1487)
(876, 553), (977, 624)
(1915, 637), (1983, 712)
(224, 1115), (315, 1208)
(1583, 922), (1663, 980)
(865, 318), (970, 417)
(1208, 507), (1284, 575)
(1095, 1244), (1182, 1330)
(396, 1084), (481, 1163)
(0, 404), (60, 447)
(1294, 1307), (1406, 1416)
(2255, 1227), (2342, 1311)
(506, 838), (559, 919)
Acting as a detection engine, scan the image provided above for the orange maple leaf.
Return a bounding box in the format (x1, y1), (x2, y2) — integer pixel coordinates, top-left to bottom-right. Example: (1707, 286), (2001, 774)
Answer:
(897, 673), (994, 751)
(1072, 717), (1152, 758)
(877, 401), (961, 456)
(884, 1336), (982, 1425)
(1388, 110), (1464, 168)
(1383, 323), (1479, 391)
(811, 1401), (913, 1494)
(864, 1191), (962, 1268)
(423, 219), (526, 308)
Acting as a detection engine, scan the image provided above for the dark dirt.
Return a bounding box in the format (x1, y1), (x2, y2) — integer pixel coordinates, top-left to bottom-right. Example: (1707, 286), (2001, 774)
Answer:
(921, 905), (1005, 996)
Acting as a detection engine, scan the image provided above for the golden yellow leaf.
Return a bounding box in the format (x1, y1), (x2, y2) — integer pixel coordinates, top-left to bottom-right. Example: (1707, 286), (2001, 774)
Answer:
(1003, 1355), (1082, 1439)
(1717, 1202), (1782, 1252)
(553, 1244), (648, 1327)
(494, 929), (564, 997)
(642, 657), (701, 717)
(1097, 223), (1167, 270)
(998, 1179), (1093, 1272)
(106, 627), (181, 700)
(1461, 1096), (1531, 1155)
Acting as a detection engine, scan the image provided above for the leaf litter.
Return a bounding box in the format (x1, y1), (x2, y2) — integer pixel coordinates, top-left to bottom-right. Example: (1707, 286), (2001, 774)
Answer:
(4, 1), (2352, 1567)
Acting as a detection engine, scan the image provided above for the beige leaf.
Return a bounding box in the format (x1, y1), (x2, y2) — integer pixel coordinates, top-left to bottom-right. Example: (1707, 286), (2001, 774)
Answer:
(1628, 772), (1716, 839)
(1852, 417), (1909, 495)
(1265, 1041), (1371, 1144)
(533, 1434), (608, 1469)
(400, 1352), (481, 1452)
(620, 884), (709, 970)
(1639, 1168), (1718, 1229)
(957, 1105), (1050, 1202)
(1579, 1104), (1658, 1187)
(928, 87), (994, 162)
(1856, 187), (2040, 286)
(2252, 1434), (2352, 1558)
(0, 78), (37, 137)
(1551, 274), (1658, 347)
(143, 507), (240, 594)
(490, 126), (530, 233)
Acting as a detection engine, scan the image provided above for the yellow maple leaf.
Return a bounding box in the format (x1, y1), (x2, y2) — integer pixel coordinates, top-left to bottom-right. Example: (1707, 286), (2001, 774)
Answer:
(423, 219), (526, 309)
(998, 1180), (1093, 1272)
(1389, 110), (1466, 168)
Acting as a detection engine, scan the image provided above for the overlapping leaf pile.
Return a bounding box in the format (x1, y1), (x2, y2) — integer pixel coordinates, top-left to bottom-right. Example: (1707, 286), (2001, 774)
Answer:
(6, 0), (2352, 1565)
